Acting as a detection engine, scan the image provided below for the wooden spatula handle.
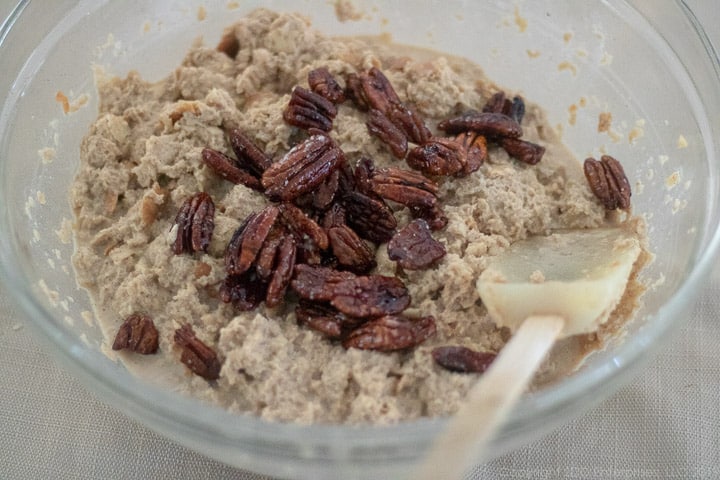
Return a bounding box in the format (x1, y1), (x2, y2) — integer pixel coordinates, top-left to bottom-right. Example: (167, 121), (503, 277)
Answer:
(415, 315), (564, 480)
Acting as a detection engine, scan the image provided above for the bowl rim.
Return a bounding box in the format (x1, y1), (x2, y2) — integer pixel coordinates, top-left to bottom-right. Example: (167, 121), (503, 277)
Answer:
(1, 0), (720, 473)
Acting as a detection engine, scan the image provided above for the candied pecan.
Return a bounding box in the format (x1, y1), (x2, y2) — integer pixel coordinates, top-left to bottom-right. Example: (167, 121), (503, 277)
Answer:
(172, 192), (215, 255)
(432, 346), (497, 373)
(454, 131), (487, 175)
(308, 67), (346, 104)
(387, 219), (446, 270)
(359, 67), (402, 114)
(386, 102), (432, 145)
(343, 315), (436, 351)
(507, 96), (526, 124)
(225, 206), (279, 276)
(437, 111), (523, 138)
(583, 155), (631, 210)
(265, 235), (297, 308)
(112, 313), (159, 354)
(369, 167), (438, 210)
(201, 148), (262, 191)
(406, 138), (465, 177)
(482, 92), (525, 124)
(311, 168), (340, 210)
(283, 86), (337, 132)
(500, 137), (545, 165)
(322, 203), (347, 229)
(229, 128), (272, 175)
(341, 190), (397, 244)
(216, 32), (240, 59)
(410, 204), (448, 231)
(482, 91), (507, 114)
(220, 269), (268, 311)
(353, 157), (375, 195)
(262, 133), (344, 201)
(327, 224), (377, 274)
(279, 203), (329, 250)
(344, 72), (369, 110)
(295, 300), (363, 339)
(366, 109), (408, 159)
(174, 324), (221, 380)
(255, 230), (283, 279)
(291, 265), (409, 317)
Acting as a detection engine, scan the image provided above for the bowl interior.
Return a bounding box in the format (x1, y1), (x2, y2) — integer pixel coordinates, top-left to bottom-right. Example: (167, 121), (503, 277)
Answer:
(1, 0), (719, 478)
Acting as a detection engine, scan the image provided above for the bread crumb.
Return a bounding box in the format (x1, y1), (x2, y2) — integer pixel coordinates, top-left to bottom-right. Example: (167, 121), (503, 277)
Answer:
(12, 323), (23, 331)
(197, 6), (207, 21)
(514, 6), (528, 32)
(37, 191), (47, 205)
(628, 126), (644, 144)
(227, 1), (239, 9)
(526, 49), (541, 58)
(568, 104), (578, 126)
(677, 134), (688, 149)
(563, 32), (573, 43)
(39, 147), (56, 164)
(529, 270), (545, 283)
(600, 52), (613, 66)
(665, 171), (680, 189)
(332, 0), (365, 22)
(598, 112), (612, 133)
(557, 61), (577, 76)
(55, 91), (89, 114)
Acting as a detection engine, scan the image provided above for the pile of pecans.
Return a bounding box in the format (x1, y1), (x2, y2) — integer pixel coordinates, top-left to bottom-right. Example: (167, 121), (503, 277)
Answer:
(113, 61), (632, 380)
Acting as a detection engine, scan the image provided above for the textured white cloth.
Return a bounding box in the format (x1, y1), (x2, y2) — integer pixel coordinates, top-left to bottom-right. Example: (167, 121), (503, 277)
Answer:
(1, 1), (719, 478)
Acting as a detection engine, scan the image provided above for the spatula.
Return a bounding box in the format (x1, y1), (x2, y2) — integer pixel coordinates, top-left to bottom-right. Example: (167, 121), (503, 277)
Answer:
(416, 227), (642, 480)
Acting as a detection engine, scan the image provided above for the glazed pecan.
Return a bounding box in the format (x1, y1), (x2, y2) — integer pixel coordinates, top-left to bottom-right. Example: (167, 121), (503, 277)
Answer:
(225, 206), (279, 276)
(359, 67), (401, 114)
(437, 111), (523, 138)
(322, 203), (347, 229)
(283, 86), (337, 132)
(343, 315), (436, 351)
(229, 128), (272, 175)
(255, 228), (284, 279)
(341, 190), (397, 244)
(327, 224), (377, 274)
(352, 157), (375, 195)
(453, 131), (488, 175)
(201, 148), (262, 191)
(344, 72), (369, 111)
(387, 219), (446, 270)
(406, 138), (466, 177)
(216, 32), (240, 59)
(295, 300), (363, 339)
(431, 346), (497, 373)
(112, 313), (159, 354)
(311, 168), (340, 211)
(291, 265), (410, 317)
(262, 133), (344, 201)
(174, 324), (221, 380)
(583, 155), (631, 210)
(308, 67), (346, 104)
(366, 109), (408, 159)
(369, 167), (438, 210)
(500, 137), (545, 165)
(386, 102), (432, 145)
(219, 269), (268, 311)
(172, 192), (215, 255)
(279, 203), (329, 250)
(265, 235), (297, 308)
(410, 204), (449, 231)
(482, 92), (525, 124)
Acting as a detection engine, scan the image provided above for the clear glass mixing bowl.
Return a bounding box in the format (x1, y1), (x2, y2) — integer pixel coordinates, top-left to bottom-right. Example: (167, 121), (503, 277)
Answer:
(1, 1), (719, 478)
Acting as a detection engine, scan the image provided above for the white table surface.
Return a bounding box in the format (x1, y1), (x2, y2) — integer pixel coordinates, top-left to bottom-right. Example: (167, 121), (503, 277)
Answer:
(2, 1), (719, 478)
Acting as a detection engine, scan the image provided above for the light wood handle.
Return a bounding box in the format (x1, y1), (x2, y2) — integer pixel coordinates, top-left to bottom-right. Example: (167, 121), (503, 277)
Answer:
(415, 315), (564, 480)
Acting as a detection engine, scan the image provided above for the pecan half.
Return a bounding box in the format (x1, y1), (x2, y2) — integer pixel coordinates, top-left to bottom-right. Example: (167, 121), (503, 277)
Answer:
(369, 167), (438, 210)
(220, 269), (268, 311)
(295, 300), (363, 339)
(482, 92), (525, 124)
(279, 203), (329, 250)
(583, 155), (631, 210)
(225, 206), (279, 276)
(359, 67), (402, 114)
(343, 315), (436, 351)
(322, 203), (347, 229)
(341, 190), (397, 244)
(112, 313), (159, 354)
(255, 229), (283, 279)
(262, 133), (344, 201)
(311, 168), (340, 211)
(500, 138), (545, 165)
(174, 324), (221, 380)
(308, 67), (346, 104)
(406, 138), (466, 177)
(438, 111), (523, 138)
(201, 148), (262, 191)
(229, 128), (272, 175)
(327, 224), (377, 274)
(366, 109), (408, 159)
(265, 235), (297, 308)
(387, 219), (446, 270)
(291, 265), (410, 317)
(482, 91), (507, 114)
(172, 192), (215, 255)
(432, 346), (497, 373)
(507, 96), (526, 124)
(344, 72), (369, 111)
(410, 204), (448, 231)
(216, 32), (240, 59)
(453, 131), (487, 175)
(386, 102), (432, 145)
(283, 86), (337, 132)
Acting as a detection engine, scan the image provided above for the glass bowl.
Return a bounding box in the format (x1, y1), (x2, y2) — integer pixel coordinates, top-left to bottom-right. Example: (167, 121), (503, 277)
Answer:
(1, 1), (719, 478)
